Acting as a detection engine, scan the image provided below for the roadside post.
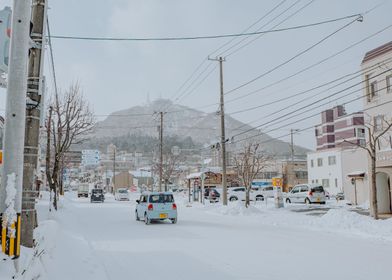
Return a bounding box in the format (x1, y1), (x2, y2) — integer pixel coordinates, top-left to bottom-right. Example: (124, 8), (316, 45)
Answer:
(272, 177), (284, 208)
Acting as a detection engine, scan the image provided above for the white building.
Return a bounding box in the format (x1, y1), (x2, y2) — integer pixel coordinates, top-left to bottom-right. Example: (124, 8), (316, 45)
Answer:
(307, 147), (368, 201)
(361, 41), (392, 214)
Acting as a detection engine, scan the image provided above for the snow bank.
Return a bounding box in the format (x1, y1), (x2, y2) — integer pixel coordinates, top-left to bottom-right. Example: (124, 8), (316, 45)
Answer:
(208, 201), (263, 216)
(312, 208), (392, 241)
(3, 173), (17, 237)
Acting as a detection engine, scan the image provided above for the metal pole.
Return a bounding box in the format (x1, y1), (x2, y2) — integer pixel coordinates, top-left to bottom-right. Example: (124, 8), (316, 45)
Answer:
(0, 0), (32, 261)
(290, 129), (294, 163)
(113, 147), (116, 193)
(22, 0), (47, 248)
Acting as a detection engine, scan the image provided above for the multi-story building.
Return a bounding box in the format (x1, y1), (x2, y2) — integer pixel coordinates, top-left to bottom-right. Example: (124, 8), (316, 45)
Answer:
(309, 105), (369, 197)
(361, 41), (392, 214)
(315, 105), (365, 150)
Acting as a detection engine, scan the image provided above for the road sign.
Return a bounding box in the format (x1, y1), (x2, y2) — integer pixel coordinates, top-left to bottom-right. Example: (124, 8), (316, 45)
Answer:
(0, 7), (12, 74)
(0, 150), (3, 165)
(272, 177), (283, 187)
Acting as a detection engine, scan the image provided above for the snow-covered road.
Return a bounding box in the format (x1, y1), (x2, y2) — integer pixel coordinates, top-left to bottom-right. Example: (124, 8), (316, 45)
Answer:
(12, 193), (392, 280)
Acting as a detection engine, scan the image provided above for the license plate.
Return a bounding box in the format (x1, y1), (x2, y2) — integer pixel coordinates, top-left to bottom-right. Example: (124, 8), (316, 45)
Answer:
(159, 213), (168, 219)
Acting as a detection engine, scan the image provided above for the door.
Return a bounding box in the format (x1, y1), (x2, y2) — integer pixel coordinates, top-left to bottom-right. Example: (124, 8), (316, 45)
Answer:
(137, 195), (147, 218)
(299, 185), (309, 203)
(376, 173), (391, 214)
(290, 186), (300, 203)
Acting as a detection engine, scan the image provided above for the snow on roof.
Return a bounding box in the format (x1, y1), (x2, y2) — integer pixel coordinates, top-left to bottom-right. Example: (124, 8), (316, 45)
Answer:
(186, 172), (203, 179)
(129, 170), (152, 177)
(347, 171), (365, 177)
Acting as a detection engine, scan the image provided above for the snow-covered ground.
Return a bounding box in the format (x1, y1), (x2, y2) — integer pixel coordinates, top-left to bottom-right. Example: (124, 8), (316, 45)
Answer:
(1, 192), (392, 280)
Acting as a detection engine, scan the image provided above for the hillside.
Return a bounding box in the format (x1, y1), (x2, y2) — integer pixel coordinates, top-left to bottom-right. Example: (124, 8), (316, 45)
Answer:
(87, 99), (310, 156)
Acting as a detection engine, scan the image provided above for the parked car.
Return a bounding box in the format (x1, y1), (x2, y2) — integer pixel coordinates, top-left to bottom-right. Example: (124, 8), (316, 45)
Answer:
(285, 184), (326, 204)
(204, 188), (221, 202)
(77, 184), (89, 198)
(90, 188), (105, 203)
(228, 187), (264, 202)
(135, 192), (177, 225)
(253, 185), (275, 199)
(115, 188), (130, 201)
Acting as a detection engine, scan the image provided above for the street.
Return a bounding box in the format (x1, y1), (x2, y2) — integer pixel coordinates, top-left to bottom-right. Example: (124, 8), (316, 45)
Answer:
(31, 193), (392, 280)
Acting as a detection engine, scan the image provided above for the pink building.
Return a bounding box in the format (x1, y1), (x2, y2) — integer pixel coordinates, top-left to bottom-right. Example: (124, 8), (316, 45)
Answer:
(315, 105), (365, 151)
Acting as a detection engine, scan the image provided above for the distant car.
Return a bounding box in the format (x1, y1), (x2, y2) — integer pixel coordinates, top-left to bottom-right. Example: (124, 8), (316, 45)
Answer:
(204, 188), (220, 202)
(335, 192), (345, 201)
(252, 185), (275, 200)
(285, 184), (326, 204)
(115, 188), (130, 201)
(90, 188), (105, 203)
(325, 191), (330, 199)
(228, 187), (264, 202)
(135, 192), (177, 225)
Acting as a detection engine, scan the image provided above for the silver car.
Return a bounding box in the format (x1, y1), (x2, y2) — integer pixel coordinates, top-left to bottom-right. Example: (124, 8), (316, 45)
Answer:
(285, 184), (326, 204)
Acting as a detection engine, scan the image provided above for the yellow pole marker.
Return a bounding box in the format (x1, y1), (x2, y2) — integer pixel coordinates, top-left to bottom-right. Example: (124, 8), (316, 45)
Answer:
(16, 214), (21, 257)
(9, 222), (15, 257)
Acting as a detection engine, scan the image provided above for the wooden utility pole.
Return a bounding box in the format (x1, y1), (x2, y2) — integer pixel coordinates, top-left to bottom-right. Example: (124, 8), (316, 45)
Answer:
(159, 112), (164, 192)
(209, 56), (227, 205)
(21, 0), (47, 248)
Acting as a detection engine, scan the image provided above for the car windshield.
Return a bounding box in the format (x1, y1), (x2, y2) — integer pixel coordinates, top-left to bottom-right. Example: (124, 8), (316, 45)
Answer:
(92, 189), (102, 194)
(149, 194), (174, 203)
(118, 189), (127, 193)
(311, 186), (324, 192)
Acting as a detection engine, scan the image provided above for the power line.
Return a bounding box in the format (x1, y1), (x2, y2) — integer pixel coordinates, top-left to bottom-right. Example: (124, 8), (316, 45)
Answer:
(233, 80), (390, 145)
(224, 23), (392, 105)
(49, 14), (361, 42)
(46, 16), (59, 97)
(210, 0), (291, 57)
(223, 0), (313, 57)
(225, 15), (363, 95)
(229, 55), (392, 118)
(232, 68), (391, 140)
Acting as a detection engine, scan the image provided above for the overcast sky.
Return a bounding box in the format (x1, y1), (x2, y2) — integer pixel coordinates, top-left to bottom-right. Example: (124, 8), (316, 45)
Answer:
(1, 0), (391, 150)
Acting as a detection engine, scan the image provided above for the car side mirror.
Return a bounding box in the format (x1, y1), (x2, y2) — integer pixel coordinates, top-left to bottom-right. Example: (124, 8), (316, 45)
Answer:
(136, 199), (140, 204)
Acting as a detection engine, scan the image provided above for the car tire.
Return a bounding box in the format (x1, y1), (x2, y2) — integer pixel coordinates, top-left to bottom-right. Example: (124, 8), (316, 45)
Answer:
(135, 211), (140, 221)
(305, 198), (311, 204)
(144, 213), (150, 225)
(229, 197), (238, 201)
(286, 198), (291, 204)
(171, 218), (177, 224)
(256, 195), (264, 201)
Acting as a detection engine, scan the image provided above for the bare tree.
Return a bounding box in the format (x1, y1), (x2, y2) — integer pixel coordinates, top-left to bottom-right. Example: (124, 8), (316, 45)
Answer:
(344, 115), (392, 220)
(45, 83), (95, 210)
(234, 143), (270, 208)
(152, 151), (181, 191)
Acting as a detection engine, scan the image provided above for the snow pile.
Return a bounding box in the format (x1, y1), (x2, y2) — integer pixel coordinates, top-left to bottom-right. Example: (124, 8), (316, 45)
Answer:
(313, 208), (392, 241)
(3, 173), (17, 237)
(209, 201), (263, 216)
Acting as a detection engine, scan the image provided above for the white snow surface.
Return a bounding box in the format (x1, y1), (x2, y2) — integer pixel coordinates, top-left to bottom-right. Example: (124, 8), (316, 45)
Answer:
(1, 192), (392, 280)
(3, 173), (17, 236)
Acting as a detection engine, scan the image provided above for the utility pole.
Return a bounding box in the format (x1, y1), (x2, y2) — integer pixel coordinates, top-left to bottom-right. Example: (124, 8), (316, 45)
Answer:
(209, 56), (227, 205)
(22, 0), (47, 248)
(0, 0), (32, 262)
(112, 147), (116, 194)
(158, 112), (164, 192)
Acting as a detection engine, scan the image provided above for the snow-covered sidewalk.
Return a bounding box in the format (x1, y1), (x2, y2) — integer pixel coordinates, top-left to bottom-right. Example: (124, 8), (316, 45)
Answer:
(1, 192), (391, 280)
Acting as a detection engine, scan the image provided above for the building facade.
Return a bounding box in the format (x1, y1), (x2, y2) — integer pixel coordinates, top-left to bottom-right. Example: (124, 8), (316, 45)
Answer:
(361, 41), (392, 214)
(315, 105), (365, 150)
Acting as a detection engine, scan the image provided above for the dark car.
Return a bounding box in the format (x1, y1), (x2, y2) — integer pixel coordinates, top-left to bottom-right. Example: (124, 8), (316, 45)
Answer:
(204, 188), (220, 202)
(90, 189), (105, 203)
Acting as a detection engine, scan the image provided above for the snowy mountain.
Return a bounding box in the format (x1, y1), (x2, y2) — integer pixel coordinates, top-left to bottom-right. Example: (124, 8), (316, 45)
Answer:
(90, 99), (309, 156)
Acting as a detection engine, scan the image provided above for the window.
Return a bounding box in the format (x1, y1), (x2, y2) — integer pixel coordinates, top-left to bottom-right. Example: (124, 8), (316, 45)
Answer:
(291, 187), (299, 193)
(311, 180), (314, 183)
(310, 159), (314, 168)
(335, 178), (338, 188)
(322, 179), (330, 188)
(369, 80), (378, 101)
(300, 186), (309, 192)
(149, 194), (174, 203)
(387, 75), (392, 93)
(374, 115), (384, 131)
(357, 128), (365, 138)
(359, 139), (366, 147)
(295, 171), (308, 179)
(328, 156), (336, 165)
(317, 158), (323, 167)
